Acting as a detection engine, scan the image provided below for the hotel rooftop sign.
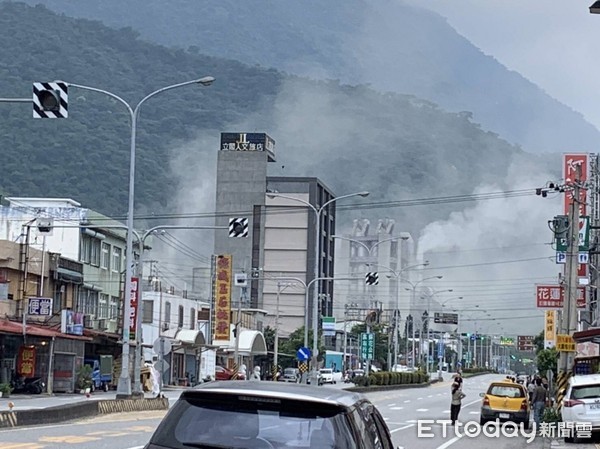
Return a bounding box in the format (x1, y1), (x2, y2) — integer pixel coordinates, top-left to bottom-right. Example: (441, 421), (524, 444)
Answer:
(220, 132), (276, 162)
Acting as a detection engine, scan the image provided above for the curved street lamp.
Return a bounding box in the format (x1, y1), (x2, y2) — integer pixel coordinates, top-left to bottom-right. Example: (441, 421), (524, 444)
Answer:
(68, 77), (215, 397)
(266, 191), (369, 384)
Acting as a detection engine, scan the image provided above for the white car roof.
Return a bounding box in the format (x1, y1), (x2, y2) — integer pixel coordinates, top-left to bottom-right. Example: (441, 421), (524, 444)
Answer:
(569, 374), (600, 386)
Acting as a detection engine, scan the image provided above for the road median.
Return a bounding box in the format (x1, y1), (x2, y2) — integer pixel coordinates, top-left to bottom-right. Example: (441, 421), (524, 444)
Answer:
(0, 396), (169, 428)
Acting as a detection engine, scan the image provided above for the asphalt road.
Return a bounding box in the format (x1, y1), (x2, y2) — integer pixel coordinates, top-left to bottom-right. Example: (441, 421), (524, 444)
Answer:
(0, 374), (597, 449)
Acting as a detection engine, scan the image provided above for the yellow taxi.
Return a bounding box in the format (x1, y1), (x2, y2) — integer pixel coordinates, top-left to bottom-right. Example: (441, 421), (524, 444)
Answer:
(479, 379), (531, 429)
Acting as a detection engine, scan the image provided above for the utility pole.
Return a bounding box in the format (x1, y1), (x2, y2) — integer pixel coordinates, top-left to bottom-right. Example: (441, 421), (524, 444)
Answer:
(274, 282), (282, 373)
(559, 169), (581, 376)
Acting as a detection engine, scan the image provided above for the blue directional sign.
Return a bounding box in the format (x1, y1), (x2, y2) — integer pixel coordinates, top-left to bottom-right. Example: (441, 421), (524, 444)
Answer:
(297, 347), (311, 361)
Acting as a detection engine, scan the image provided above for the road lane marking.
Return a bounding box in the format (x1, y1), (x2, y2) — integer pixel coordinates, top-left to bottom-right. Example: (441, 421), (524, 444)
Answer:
(389, 403), (396, 406)
(469, 411), (479, 414)
(403, 400), (411, 403)
(391, 424), (415, 433)
(436, 435), (461, 449)
(39, 436), (101, 443)
(125, 425), (155, 432)
(125, 447), (144, 449)
(416, 408), (428, 412)
(417, 397), (423, 400)
(0, 444), (44, 449)
(390, 407), (404, 410)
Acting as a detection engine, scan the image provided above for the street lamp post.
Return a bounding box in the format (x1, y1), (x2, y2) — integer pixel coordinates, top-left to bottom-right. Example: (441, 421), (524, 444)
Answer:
(68, 77), (215, 397)
(266, 191), (369, 385)
(420, 288), (453, 375)
(403, 276), (443, 371)
(332, 235), (426, 369)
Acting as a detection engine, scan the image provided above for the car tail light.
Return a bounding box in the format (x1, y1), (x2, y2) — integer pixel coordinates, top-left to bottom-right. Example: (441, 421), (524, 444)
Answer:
(564, 399), (585, 408)
(483, 396), (490, 406)
(520, 400), (528, 411)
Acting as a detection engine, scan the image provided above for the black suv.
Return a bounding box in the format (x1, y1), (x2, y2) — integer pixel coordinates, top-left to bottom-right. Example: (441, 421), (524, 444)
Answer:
(145, 381), (396, 449)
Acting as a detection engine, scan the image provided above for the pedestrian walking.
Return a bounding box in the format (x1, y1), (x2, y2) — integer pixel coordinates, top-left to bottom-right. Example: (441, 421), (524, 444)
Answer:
(250, 366), (261, 381)
(527, 379), (535, 403)
(531, 378), (548, 427)
(450, 381), (466, 424)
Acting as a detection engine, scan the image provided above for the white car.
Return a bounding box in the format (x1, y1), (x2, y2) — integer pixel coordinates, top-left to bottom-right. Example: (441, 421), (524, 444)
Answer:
(561, 374), (600, 442)
(319, 368), (335, 384)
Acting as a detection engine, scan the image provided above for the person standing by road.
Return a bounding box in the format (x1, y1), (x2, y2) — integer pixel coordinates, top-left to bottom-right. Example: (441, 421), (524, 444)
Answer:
(531, 378), (548, 427)
(450, 380), (466, 425)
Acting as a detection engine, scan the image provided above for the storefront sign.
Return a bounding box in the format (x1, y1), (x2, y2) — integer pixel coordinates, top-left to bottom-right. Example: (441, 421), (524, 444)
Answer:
(28, 297), (53, 316)
(214, 255), (232, 341)
(129, 277), (139, 341)
(220, 133), (275, 161)
(544, 310), (557, 349)
(61, 309), (84, 335)
(563, 153), (588, 215)
(17, 345), (36, 377)
(535, 284), (586, 308)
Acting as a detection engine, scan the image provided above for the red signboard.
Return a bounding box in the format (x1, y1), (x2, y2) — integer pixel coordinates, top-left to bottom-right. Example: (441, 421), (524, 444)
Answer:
(17, 345), (36, 377)
(129, 277), (139, 341)
(563, 154), (588, 215)
(214, 255), (232, 341)
(536, 284), (586, 308)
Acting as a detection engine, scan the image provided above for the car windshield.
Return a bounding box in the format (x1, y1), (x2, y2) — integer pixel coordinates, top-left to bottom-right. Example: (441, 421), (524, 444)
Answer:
(572, 385), (600, 400)
(488, 385), (525, 398)
(151, 393), (358, 449)
(320, 369), (332, 374)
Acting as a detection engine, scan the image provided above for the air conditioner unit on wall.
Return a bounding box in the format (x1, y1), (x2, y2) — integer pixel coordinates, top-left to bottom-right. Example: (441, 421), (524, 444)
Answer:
(97, 319), (107, 330)
(83, 315), (95, 329)
(106, 320), (117, 334)
(162, 322), (169, 332)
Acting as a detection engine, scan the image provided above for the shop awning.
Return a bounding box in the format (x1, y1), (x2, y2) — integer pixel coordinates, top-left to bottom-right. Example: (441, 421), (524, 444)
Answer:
(0, 319), (91, 341)
(238, 330), (267, 355)
(175, 329), (205, 345)
(573, 328), (600, 344)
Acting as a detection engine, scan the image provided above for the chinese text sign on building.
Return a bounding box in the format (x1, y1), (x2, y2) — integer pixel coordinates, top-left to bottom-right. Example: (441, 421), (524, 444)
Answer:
(214, 255), (232, 341)
(28, 297), (52, 316)
(563, 153), (588, 215)
(536, 285), (586, 308)
(545, 310), (557, 349)
(129, 277), (139, 341)
(17, 345), (36, 376)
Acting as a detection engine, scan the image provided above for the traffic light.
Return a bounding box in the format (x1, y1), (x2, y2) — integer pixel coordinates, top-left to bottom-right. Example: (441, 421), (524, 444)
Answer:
(365, 272), (379, 285)
(33, 81), (68, 118)
(229, 217), (249, 237)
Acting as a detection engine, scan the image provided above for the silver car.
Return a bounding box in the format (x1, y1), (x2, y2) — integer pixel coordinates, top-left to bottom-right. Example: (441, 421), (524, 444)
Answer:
(144, 381), (396, 449)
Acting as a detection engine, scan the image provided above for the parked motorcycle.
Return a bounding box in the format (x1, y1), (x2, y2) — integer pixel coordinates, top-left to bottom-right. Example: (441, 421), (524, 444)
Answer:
(11, 376), (46, 394)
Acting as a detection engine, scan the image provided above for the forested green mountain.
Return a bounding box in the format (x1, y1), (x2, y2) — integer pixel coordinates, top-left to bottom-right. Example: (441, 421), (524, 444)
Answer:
(0, 2), (554, 233)
(17, 0), (600, 154)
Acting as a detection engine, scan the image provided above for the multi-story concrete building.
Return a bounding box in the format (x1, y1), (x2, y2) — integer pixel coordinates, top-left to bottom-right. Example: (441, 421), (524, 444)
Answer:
(212, 133), (338, 342)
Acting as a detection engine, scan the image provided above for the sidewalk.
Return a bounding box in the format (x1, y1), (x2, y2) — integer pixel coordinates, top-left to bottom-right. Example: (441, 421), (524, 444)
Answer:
(0, 389), (181, 411)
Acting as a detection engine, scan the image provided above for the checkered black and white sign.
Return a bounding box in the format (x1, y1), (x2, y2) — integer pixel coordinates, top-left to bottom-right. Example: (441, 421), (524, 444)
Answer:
(33, 81), (68, 118)
(229, 217), (249, 237)
(365, 272), (379, 285)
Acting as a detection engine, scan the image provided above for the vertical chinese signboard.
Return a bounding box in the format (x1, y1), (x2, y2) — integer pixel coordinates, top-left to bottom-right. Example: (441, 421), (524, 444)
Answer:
(214, 255), (232, 341)
(129, 277), (139, 341)
(17, 345), (36, 377)
(563, 153), (588, 216)
(544, 310), (557, 349)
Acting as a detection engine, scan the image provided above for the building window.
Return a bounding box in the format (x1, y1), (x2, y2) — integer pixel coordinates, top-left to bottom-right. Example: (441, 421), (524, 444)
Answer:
(164, 301), (171, 326)
(90, 239), (101, 266)
(79, 289), (99, 316)
(142, 300), (154, 323)
(112, 247), (122, 273)
(80, 235), (91, 263)
(190, 308), (196, 330)
(178, 305), (184, 328)
(98, 294), (109, 319)
(101, 243), (111, 270)
(110, 296), (119, 320)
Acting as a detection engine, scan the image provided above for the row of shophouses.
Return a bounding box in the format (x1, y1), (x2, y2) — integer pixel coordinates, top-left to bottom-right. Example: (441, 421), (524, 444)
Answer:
(0, 197), (270, 393)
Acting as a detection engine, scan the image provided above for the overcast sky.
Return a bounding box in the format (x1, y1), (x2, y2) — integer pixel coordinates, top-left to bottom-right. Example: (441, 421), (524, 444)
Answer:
(410, 0), (600, 129)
